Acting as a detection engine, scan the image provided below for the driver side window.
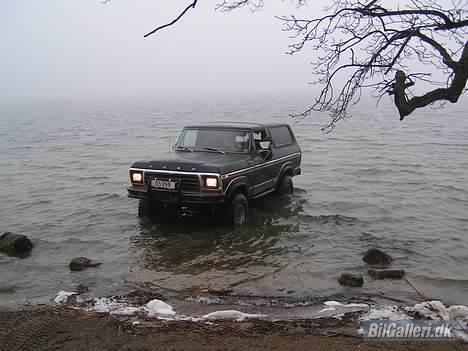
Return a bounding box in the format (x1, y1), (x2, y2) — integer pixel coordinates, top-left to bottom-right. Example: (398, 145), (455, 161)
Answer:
(252, 130), (266, 152)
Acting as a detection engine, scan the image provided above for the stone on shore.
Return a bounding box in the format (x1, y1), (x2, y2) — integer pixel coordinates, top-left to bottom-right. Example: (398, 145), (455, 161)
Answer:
(0, 232), (33, 256)
(362, 248), (393, 268)
(368, 269), (406, 279)
(338, 272), (364, 287)
(69, 257), (101, 271)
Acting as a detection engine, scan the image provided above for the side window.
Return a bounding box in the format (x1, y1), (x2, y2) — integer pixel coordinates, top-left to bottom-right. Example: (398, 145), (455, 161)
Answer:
(252, 129), (266, 151)
(269, 126), (294, 147)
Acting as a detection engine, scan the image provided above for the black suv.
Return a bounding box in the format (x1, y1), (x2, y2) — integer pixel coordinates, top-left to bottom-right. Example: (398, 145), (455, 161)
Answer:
(127, 122), (301, 225)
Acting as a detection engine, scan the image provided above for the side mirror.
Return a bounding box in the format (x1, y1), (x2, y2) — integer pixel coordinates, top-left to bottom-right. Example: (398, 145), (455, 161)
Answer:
(259, 149), (272, 160)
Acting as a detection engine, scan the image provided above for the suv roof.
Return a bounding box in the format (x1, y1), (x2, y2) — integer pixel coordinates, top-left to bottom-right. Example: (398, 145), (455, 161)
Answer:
(184, 122), (290, 130)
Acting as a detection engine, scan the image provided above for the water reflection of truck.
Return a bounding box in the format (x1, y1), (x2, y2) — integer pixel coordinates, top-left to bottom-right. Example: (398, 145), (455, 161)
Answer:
(127, 122), (301, 226)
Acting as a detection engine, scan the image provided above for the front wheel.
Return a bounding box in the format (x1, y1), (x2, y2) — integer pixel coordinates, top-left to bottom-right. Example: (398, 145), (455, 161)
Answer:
(138, 199), (156, 218)
(222, 193), (248, 226)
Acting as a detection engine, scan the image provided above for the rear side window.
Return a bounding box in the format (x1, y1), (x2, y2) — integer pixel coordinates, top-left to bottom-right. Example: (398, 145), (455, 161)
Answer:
(269, 126), (294, 147)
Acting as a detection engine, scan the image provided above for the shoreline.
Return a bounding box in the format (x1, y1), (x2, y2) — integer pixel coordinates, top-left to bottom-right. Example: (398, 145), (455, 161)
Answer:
(1, 306), (465, 351)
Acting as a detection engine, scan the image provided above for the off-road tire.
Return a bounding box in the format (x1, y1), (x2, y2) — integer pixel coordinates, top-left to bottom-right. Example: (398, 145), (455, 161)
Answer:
(138, 199), (154, 218)
(222, 193), (248, 226)
(277, 175), (293, 196)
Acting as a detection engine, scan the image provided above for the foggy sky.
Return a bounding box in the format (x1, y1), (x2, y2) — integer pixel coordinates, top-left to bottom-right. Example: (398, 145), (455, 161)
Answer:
(1, 0), (325, 102)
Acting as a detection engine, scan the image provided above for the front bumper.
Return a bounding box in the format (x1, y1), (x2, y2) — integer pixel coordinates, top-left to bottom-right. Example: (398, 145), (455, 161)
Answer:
(127, 186), (225, 205)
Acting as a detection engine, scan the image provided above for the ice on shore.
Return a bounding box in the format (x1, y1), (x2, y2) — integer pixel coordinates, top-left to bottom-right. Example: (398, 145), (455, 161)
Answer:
(202, 310), (267, 321)
(318, 301), (370, 315)
(362, 305), (411, 321)
(92, 297), (141, 316)
(146, 299), (176, 315)
(360, 301), (468, 341)
(54, 291), (78, 304)
(405, 301), (468, 321)
(359, 300), (468, 323)
(323, 301), (369, 308)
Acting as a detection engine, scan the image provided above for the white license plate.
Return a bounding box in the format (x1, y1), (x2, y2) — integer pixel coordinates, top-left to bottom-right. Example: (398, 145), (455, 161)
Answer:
(151, 179), (177, 190)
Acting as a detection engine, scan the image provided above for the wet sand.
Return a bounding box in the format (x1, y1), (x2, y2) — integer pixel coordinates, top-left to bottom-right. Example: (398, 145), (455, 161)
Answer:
(0, 307), (465, 351)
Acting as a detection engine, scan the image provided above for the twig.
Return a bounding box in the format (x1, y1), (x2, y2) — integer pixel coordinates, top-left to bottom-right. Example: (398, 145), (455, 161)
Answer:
(403, 278), (444, 320)
(144, 0), (198, 38)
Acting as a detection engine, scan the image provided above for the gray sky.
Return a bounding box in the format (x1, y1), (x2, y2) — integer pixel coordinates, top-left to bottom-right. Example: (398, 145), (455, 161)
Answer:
(1, 0), (325, 102)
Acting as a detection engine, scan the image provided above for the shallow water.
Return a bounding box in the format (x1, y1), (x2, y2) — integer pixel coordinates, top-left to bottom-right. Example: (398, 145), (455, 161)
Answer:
(1, 96), (467, 310)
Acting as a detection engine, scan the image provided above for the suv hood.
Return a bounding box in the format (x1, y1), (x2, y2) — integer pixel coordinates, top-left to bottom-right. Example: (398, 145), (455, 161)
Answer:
(131, 151), (250, 174)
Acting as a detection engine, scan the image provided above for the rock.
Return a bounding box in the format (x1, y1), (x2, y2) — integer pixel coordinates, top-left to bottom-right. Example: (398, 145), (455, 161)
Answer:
(76, 283), (89, 294)
(0, 232), (33, 256)
(338, 272), (364, 287)
(368, 269), (406, 279)
(362, 248), (393, 268)
(69, 257), (101, 271)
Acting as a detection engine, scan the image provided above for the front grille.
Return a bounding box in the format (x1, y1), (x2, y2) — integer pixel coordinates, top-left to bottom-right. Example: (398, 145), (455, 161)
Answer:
(144, 172), (201, 193)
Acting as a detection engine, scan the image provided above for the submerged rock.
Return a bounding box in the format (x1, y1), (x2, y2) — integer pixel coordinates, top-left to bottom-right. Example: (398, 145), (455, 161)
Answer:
(338, 272), (364, 287)
(362, 248), (393, 268)
(69, 257), (101, 271)
(0, 232), (33, 256)
(368, 269), (405, 279)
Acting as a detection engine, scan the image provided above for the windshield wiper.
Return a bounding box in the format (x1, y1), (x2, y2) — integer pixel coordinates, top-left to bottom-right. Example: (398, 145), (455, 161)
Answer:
(203, 147), (226, 154)
(175, 146), (194, 152)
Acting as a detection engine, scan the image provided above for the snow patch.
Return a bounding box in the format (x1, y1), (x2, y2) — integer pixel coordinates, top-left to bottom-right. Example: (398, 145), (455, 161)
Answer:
(318, 307), (337, 313)
(359, 301), (468, 341)
(146, 299), (175, 315)
(54, 291), (77, 304)
(318, 301), (370, 317)
(405, 301), (468, 322)
(324, 301), (369, 309)
(91, 297), (141, 316)
(362, 305), (411, 321)
(202, 310), (267, 321)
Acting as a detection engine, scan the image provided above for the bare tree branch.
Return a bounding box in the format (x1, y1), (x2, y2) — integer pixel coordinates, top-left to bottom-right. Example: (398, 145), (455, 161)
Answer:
(391, 42), (468, 120)
(275, 0), (468, 131)
(104, 0), (467, 130)
(144, 0), (198, 38)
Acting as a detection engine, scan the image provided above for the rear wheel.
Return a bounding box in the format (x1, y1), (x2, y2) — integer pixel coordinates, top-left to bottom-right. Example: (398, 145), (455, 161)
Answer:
(277, 175), (293, 196)
(222, 193), (248, 226)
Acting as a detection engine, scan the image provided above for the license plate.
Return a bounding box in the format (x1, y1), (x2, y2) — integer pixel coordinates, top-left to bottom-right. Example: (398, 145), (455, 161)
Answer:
(151, 179), (177, 190)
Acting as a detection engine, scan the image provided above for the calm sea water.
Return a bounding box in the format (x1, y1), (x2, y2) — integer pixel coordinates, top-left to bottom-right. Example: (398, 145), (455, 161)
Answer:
(1, 96), (467, 312)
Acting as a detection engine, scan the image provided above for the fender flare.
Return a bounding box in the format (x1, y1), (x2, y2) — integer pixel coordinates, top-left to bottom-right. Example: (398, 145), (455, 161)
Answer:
(224, 176), (250, 200)
(277, 162), (294, 185)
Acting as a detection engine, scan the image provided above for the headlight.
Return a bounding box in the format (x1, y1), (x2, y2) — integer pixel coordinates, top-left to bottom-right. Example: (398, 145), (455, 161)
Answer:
(205, 177), (218, 188)
(131, 172), (143, 183)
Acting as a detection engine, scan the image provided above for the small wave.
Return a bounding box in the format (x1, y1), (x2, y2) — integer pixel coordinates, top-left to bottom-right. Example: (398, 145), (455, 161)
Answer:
(301, 214), (357, 225)
(77, 176), (111, 181)
(89, 193), (122, 200)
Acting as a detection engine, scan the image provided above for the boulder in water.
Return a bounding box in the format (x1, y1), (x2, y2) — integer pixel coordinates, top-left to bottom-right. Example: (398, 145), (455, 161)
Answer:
(69, 257), (101, 271)
(362, 248), (393, 268)
(0, 232), (33, 256)
(338, 272), (364, 287)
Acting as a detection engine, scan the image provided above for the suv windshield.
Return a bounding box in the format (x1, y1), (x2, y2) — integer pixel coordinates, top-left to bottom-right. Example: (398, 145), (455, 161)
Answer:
(176, 128), (250, 153)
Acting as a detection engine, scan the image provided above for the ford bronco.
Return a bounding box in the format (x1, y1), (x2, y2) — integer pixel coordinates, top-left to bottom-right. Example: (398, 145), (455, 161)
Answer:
(127, 122), (301, 226)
